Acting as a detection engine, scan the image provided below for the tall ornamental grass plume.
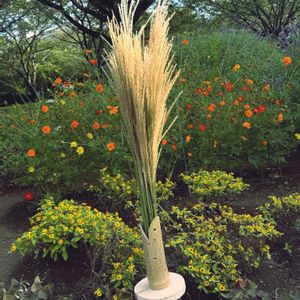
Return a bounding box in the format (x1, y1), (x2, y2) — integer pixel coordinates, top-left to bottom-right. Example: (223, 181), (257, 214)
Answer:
(107, 0), (179, 234)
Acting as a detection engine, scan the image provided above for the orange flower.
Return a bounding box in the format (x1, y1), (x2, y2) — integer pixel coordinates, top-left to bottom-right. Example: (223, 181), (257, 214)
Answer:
(182, 39), (189, 45)
(245, 109), (253, 118)
(96, 84), (104, 93)
(275, 99), (281, 106)
(162, 139), (168, 145)
(206, 85), (213, 93)
(199, 124), (207, 131)
(187, 123), (194, 129)
(102, 123), (108, 129)
(64, 81), (71, 87)
(171, 144), (177, 151)
(233, 99), (239, 106)
(107, 142), (116, 152)
(207, 103), (216, 112)
(71, 120), (79, 129)
(92, 121), (100, 130)
(282, 56), (292, 66)
(185, 135), (191, 143)
(245, 78), (254, 85)
(70, 91), (76, 97)
(225, 82), (233, 91)
(108, 106), (119, 115)
(277, 113), (284, 122)
(84, 49), (92, 54)
(186, 104), (192, 110)
(244, 104), (250, 110)
(263, 84), (270, 92)
(220, 101), (226, 106)
(29, 119), (35, 125)
(41, 105), (49, 113)
(27, 149), (35, 157)
(243, 122), (251, 129)
(261, 140), (268, 146)
(54, 77), (62, 85)
(196, 88), (203, 95)
(90, 59), (97, 66)
(42, 125), (51, 134)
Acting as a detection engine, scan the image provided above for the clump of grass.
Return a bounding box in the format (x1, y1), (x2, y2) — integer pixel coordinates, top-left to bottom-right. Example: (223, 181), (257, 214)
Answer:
(107, 0), (179, 233)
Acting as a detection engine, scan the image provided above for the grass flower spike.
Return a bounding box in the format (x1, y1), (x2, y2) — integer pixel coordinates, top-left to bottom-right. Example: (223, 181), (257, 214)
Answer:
(107, 0), (179, 234)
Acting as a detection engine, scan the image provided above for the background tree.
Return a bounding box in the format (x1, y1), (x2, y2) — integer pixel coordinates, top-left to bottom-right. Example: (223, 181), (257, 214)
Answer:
(36, 0), (156, 65)
(0, 0), (86, 104)
(183, 0), (300, 36)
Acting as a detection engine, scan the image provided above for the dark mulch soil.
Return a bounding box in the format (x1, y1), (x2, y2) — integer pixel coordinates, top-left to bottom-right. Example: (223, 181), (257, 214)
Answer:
(0, 150), (299, 299)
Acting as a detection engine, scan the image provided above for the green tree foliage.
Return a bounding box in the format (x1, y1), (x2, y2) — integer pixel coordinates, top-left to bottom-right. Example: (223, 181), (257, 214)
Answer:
(182, 0), (300, 36)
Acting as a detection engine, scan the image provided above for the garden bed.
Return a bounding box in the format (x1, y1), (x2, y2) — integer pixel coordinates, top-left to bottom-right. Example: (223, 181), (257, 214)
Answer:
(1, 149), (299, 299)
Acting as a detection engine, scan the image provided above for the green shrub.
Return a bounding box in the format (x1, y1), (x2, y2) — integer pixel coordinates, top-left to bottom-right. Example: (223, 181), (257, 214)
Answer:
(0, 80), (130, 193)
(258, 193), (300, 253)
(258, 193), (300, 222)
(1, 31), (299, 195)
(10, 197), (144, 294)
(162, 202), (281, 295)
(160, 31), (299, 171)
(181, 170), (249, 199)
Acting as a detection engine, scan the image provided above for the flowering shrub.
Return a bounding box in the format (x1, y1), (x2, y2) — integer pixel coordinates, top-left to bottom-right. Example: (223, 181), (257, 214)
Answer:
(257, 193), (300, 253)
(162, 203), (281, 295)
(0, 31), (299, 194)
(181, 170), (249, 199)
(160, 31), (299, 171)
(0, 80), (130, 193)
(258, 193), (300, 222)
(10, 197), (144, 295)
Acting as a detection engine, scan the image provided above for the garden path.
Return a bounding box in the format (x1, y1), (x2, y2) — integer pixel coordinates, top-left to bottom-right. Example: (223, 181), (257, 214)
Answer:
(0, 190), (27, 285)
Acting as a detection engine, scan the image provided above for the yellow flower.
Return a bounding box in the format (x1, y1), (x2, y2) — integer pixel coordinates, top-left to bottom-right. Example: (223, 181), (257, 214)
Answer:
(58, 239), (64, 245)
(295, 133), (300, 140)
(113, 262), (120, 269)
(116, 274), (123, 280)
(94, 288), (103, 298)
(87, 132), (93, 139)
(41, 229), (48, 235)
(263, 84), (270, 92)
(60, 100), (66, 105)
(76, 146), (84, 155)
(113, 295), (118, 300)
(28, 166), (35, 173)
(10, 244), (16, 252)
(70, 141), (78, 148)
(60, 152), (66, 158)
(232, 64), (240, 72)
(218, 283), (226, 291)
